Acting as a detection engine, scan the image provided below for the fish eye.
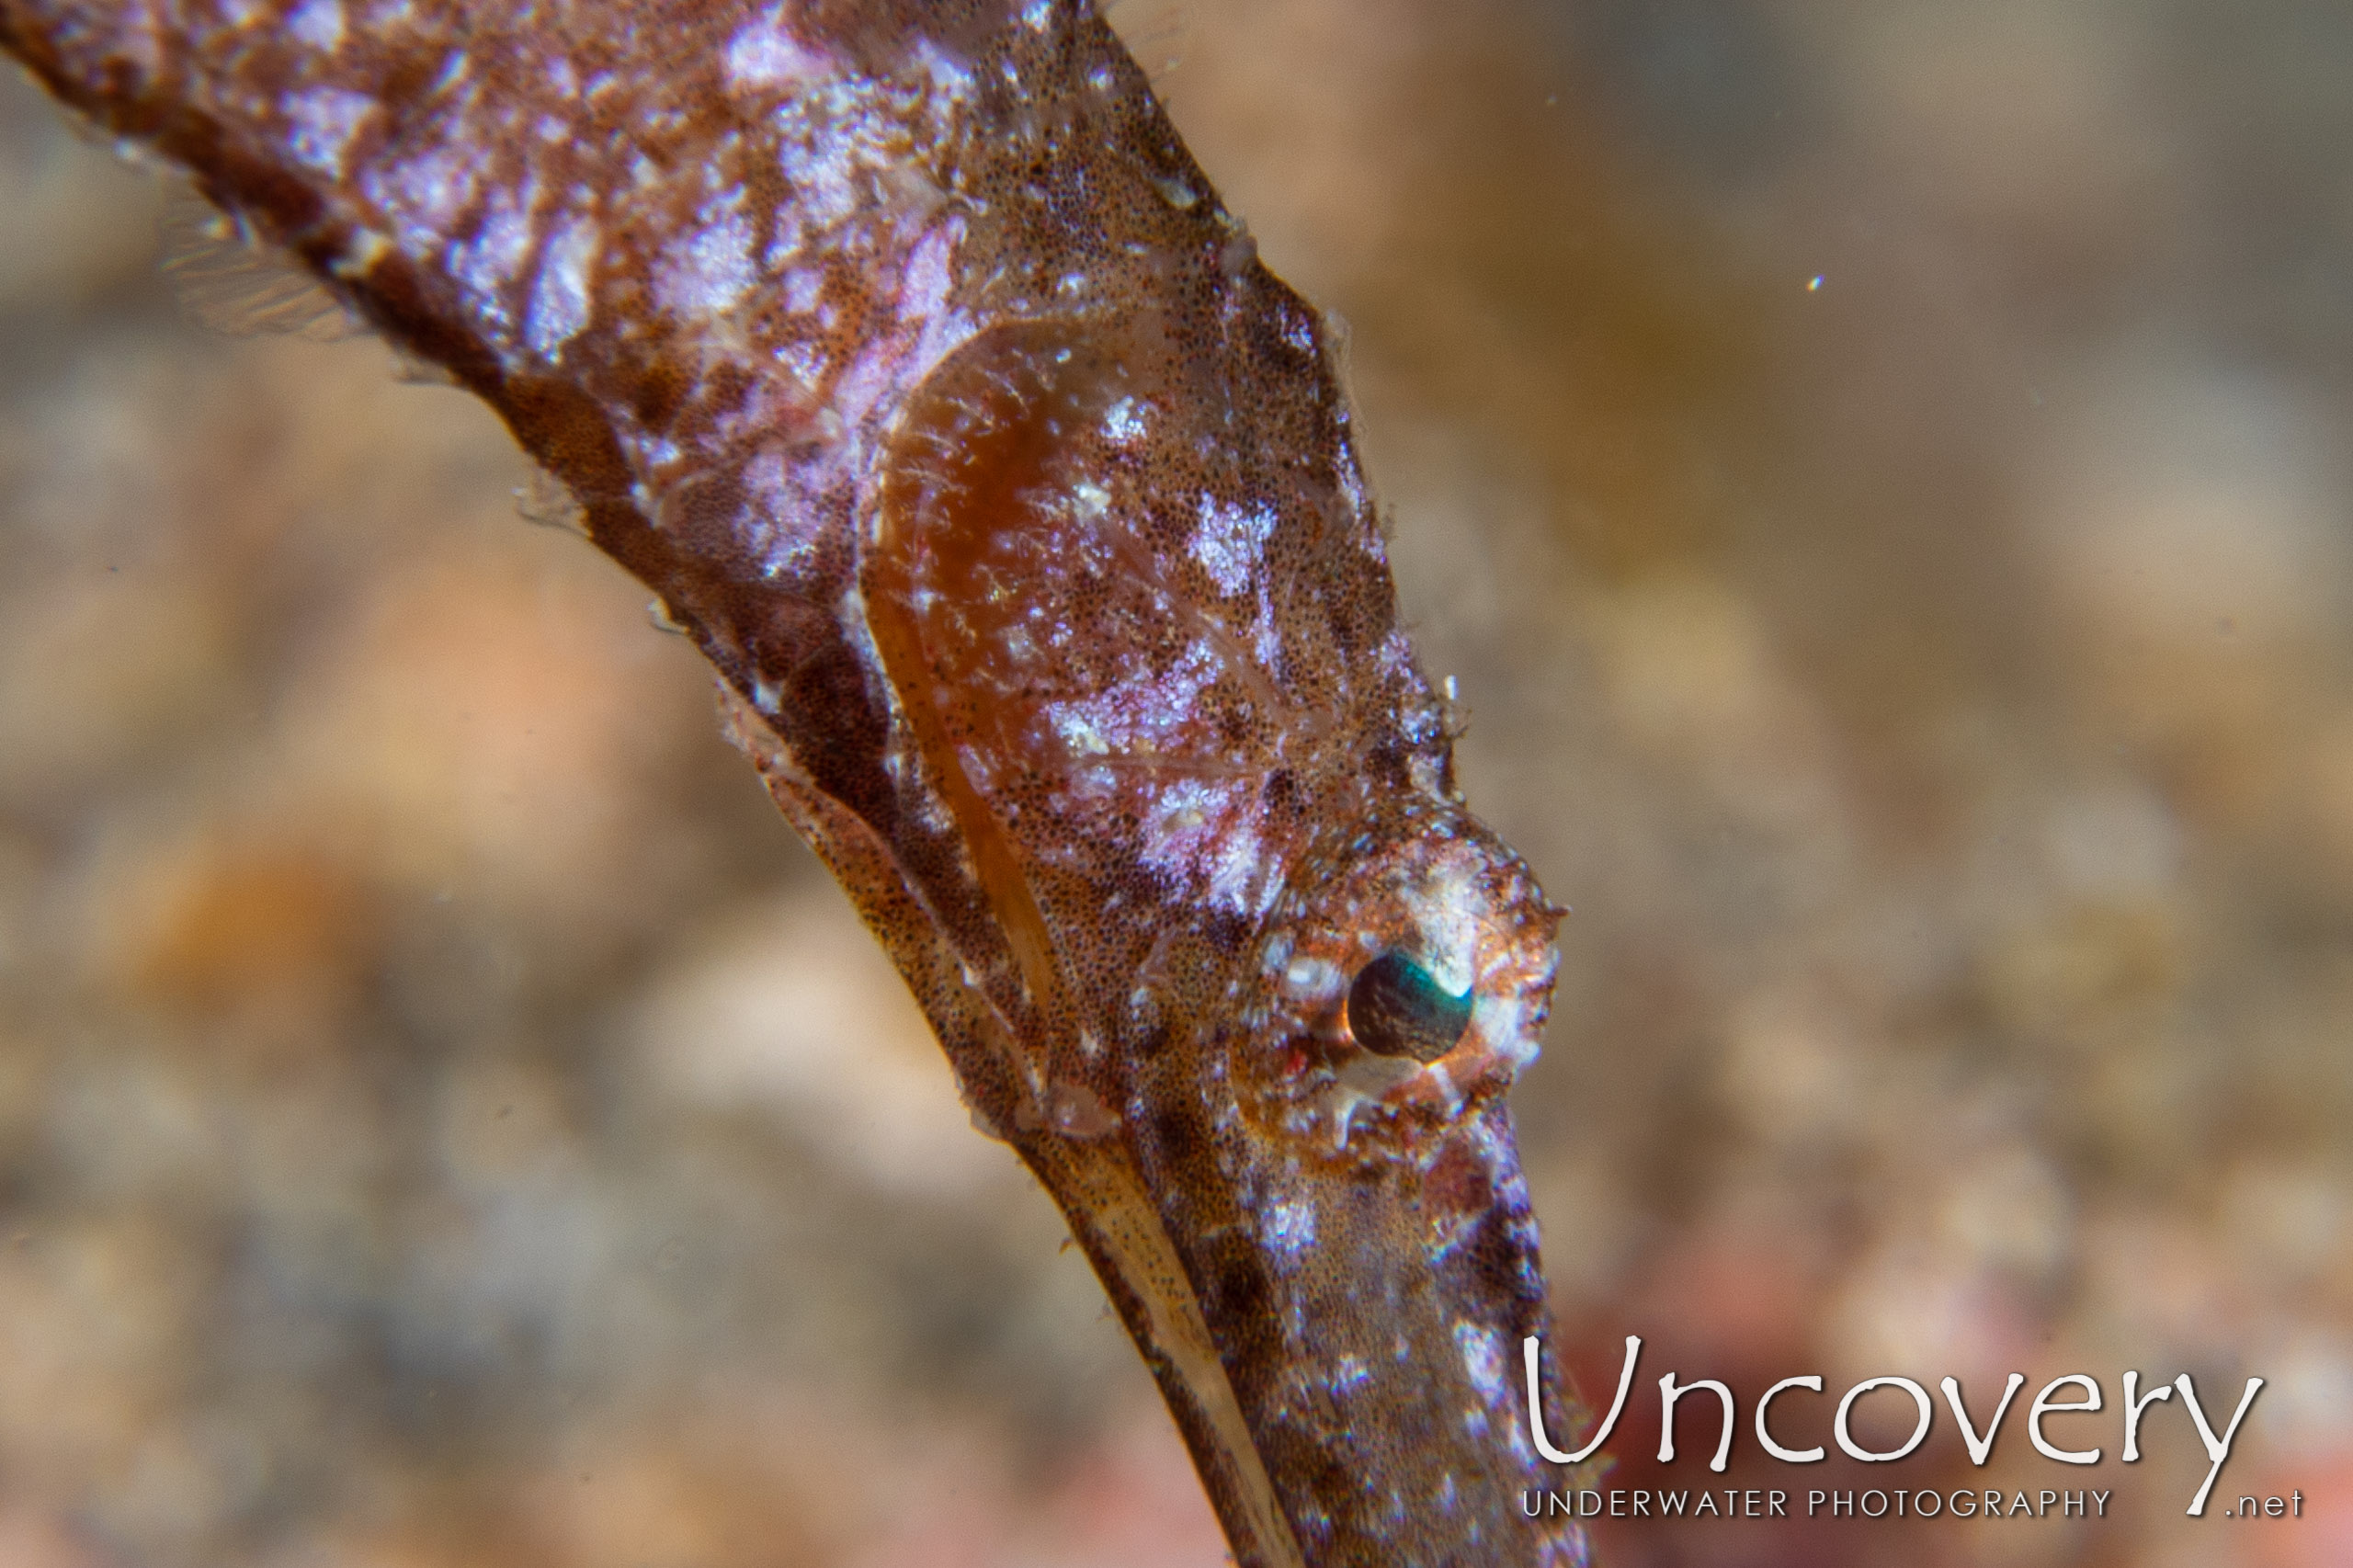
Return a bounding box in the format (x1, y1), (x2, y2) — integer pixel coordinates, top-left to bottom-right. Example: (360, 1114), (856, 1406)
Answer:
(1346, 949), (1473, 1063)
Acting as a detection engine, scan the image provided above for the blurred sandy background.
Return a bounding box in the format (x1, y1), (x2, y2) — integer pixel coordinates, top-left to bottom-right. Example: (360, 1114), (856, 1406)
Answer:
(2, 2), (2348, 1564)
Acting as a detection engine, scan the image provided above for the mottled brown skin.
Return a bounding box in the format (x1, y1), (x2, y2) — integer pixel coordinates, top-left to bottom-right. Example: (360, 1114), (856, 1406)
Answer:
(0, 3), (1589, 1562)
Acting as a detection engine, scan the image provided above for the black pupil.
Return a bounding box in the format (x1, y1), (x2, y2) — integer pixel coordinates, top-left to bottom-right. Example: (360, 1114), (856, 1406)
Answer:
(1347, 949), (1474, 1063)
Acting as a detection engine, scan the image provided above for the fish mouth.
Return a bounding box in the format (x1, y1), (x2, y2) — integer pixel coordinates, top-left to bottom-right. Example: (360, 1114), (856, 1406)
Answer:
(1120, 1082), (1583, 1566)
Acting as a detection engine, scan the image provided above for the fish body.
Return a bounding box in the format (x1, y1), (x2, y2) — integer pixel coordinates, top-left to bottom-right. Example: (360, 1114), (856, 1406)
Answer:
(0, 3), (1588, 1562)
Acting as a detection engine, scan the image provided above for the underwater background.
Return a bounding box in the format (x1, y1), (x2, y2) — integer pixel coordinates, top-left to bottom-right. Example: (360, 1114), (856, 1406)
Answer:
(0, 2), (2347, 1563)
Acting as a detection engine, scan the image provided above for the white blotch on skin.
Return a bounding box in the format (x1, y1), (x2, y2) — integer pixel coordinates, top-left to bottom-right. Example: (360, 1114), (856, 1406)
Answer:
(830, 331), (899, 431)
(781, 266), (823, 313)
(900, 223), (970, 375)
(656, 203), (756, 318)
(1456, 1320), (1507, 1408)
(525, 215), (598, 357)
(1053, 710), (1110, 756)
(1208, 820), (1264, 914)
(286, 0), (345, 51)
(725, 7), (834, 90)
(1193, 494), (1279, 595)
(1042, 640), (1222, 761)
(1474, 993), (1540, 1074)
(368, 141), (483, 246)
(1250, 578), (1283, 668)
(448, 177), (540, 330)
(909, 38), (977, 99)
(1399, 856), (1482, 996)
(1282, 954), (1343, 1001)
(777, 339), (826, 392)
(1131, 777), (1270, 913)
(741, 448), (824, 578)
(779, 143), (857, 236)
(1142, 778), (1217, 849)
(284, 87), (373, 176)
(1263, 1198), (1316, 1264)
(1103, 396), (1145, 444)
(331, 227), (392, 278)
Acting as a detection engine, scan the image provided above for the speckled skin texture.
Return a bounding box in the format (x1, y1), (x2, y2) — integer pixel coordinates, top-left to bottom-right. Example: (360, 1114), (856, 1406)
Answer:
(0, 3), (1587, 1562)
